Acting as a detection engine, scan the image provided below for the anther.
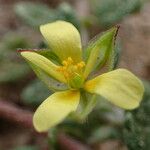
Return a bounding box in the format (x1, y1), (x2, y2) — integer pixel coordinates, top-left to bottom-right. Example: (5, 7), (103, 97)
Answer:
(58, 58), (85, 81)
(73, 65), (78, 71)
(67, 57), (73, 64)
(77, 61), (85, 69)
(62, 60), (68, 66)
(64, 72), (69, 78)
(62, 66), (67, 71)
(57, 67), (63, 72)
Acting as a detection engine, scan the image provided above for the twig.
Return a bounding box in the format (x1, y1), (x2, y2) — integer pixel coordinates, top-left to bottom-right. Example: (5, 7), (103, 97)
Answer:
(0, 100), (91, 150)
(0, 100), (33, 128)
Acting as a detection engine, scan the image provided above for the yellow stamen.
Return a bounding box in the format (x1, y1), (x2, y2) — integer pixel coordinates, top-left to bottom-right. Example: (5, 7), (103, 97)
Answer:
(67, 57), (73, 64)
(73, 65), (78, 71)
(64, 72), (70, 78)
(77, 61), (85, 69)
(62, 66), (67, 71)
(57, 66), (63, 72)
(62, 60), (68, 66)
(57, 57), (85, 81)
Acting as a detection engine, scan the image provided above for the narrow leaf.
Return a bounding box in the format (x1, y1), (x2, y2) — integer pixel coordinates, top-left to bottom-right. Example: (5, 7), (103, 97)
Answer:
(84, 26), (119, 78)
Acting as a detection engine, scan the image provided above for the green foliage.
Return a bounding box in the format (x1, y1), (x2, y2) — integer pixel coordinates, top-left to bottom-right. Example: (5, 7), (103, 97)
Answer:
(0, 34), (30, 61)
(92, 0), (142, 28)
(14, 2), (57, 29)
(21, 79), (51, 106)
(56, 3), (80, 29)
(36, 49), (61, 65)
(14, 2), (80, 29)
(123, 81), (150, 150)
(0, 62), (29, 82)
(0, 34), (31, 82)
(112, 39), (121, 69)
(88, 126), (120, 143)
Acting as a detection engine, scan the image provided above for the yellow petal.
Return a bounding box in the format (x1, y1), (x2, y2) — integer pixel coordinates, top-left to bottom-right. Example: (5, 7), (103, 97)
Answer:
(40, 20), (82, 62)
(84, 69), (144, 109)
(21, 51), (66, 83)
(33, 90), (80, 132)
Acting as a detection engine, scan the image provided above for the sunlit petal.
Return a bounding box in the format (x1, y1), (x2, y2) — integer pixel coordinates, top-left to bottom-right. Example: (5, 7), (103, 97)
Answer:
(33, 90), (80, 132)
(40, 20), (82, 62)
(84, 69), (144, 109)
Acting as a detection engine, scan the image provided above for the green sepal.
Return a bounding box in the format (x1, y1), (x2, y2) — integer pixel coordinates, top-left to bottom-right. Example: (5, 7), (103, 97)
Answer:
(71, 91), (98, 122)
(69, 74), (84, 89)
(80, 93), (98, 120)
(18, 48), (61, 65)
(35, 49), (62, 65)
(84, 26), (119, 78)
(111, 39), (121, 69)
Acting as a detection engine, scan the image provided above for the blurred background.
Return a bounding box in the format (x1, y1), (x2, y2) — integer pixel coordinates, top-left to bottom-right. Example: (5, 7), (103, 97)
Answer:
(0, 0), (150, 150)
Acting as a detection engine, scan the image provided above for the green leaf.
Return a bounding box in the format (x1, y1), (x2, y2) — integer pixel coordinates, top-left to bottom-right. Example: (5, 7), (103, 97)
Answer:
(14, 2), (80, 30)
(0, 62), (30, 82)
(14, 2), (57, 28)
(21, 79), (51, 106)
(2, 34), (30, 51)
(92, 0), (142, 28)
(0, 33), (31, 61)
(19, 49), (61, 65)
(36, 49), (61, 65)
(0, 33), (31, 82)
(84, 26), (119, 78)
(57, 2), (80, 30)
(123, 81), (150, 150)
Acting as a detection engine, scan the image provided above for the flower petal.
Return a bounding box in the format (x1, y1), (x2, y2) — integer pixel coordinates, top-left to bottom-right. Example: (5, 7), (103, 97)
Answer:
(84, 69), (144, 109)
(21, 51), (66, 83)
(33, 90), (80, 132)
(40, 20), (82, 62)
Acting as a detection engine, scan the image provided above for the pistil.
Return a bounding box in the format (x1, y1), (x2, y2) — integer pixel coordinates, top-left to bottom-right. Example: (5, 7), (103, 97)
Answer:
(57, 57), (85, 88)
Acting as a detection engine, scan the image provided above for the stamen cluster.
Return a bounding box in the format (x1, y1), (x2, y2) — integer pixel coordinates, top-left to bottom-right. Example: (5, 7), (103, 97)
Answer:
(57, 57), (85, 80)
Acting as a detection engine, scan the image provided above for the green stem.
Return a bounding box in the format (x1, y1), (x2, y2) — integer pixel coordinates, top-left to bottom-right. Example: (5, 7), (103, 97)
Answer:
(48, 128), (59, 150)
(80, 90), (88, 108)
(80, 94), (98, 120)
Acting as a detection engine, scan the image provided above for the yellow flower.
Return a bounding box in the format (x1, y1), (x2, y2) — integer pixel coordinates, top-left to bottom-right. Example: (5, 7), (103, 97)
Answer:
(20, 21), (144, 132)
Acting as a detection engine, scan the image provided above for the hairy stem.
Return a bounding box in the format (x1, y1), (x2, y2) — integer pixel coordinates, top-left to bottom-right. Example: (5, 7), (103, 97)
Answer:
(80, 94), (98, 120)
